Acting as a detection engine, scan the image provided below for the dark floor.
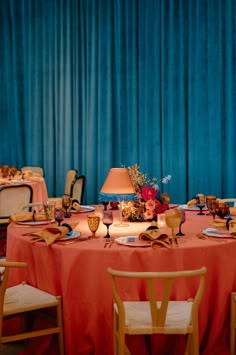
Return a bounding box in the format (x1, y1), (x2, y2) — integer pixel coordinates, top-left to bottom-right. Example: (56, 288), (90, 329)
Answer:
(0, 342), (26, 354)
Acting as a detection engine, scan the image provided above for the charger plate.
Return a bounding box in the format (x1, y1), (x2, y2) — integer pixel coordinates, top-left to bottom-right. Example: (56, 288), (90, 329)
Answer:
(115, 236), (151, 247)
(71, 205), (95, 213)
(16, 220), (51, 226)
(202, 228), (232, 238)
(179, 204), (208, 211)
(56, 231), (81, 241)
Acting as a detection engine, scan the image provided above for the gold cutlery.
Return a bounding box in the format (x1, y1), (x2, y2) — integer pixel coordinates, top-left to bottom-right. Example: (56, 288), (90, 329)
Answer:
(196, 233), (227, 242)
(104, 238), (115, 248)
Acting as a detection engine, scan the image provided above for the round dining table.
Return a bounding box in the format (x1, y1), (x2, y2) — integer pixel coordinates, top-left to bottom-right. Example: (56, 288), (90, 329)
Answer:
(5, 205), (236, 355)
(0, 177), (48, 204)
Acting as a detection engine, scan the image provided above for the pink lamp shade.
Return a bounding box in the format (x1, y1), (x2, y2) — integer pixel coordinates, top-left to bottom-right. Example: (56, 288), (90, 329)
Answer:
(99, 168), (136, 202)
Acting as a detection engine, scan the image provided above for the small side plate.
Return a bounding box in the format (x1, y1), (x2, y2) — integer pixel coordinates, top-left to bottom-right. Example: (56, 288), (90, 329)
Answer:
(71, 205), (95, 213)
(56, 231), (81, 241)
(115, 236), (151, 247)
(202, 228), (232, 238)
(16, 220), (50, 226)
(179, 204), (208, 211)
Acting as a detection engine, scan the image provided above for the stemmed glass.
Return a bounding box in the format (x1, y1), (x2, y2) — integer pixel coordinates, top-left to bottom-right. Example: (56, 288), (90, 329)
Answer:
(55, 208), (64, 226)
(43, 201), (55, 224)
(87, 214), (100, 239)
(176, 208), (186, 236)
(102, 211), (113, 238)
(206, 196), (217, 216)
(165, 208), (182, 247)
(207, 200), (217, 220)
(62, 194), (71, 218)
(196, 194), (206, 215)
(215, 201), (230, 219)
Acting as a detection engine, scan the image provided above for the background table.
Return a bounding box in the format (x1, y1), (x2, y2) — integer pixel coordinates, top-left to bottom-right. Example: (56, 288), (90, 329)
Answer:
(0, 177), (48, 204)
(6, 207), (236, 355)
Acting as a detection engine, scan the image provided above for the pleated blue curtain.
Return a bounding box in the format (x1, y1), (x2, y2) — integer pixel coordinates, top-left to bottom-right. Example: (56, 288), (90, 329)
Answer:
(0, 0), (236, 204)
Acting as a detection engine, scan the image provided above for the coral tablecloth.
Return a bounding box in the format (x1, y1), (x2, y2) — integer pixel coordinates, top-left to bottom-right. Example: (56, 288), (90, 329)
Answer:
(6, 207), (236, 355)
(0, 177), (48, 204)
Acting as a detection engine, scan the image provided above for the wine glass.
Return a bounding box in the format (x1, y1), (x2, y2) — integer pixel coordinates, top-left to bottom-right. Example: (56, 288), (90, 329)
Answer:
(205, 196), (217, 216)
(195, 194), (206, 215)
(215, 201), (230, 219)
(62, 194), (71, 218)
(43, 201), (55, 224)
(102, 211), (113, 239)
(176, 208), (186, 236)
(55, 208), (64, 226)
(207, 200), (217, 220)
(165, 208), (182, 247)
(87, 214), (100, 238)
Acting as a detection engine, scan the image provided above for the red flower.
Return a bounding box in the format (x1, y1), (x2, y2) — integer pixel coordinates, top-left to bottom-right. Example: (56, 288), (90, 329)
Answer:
(141, 185), (157, 201)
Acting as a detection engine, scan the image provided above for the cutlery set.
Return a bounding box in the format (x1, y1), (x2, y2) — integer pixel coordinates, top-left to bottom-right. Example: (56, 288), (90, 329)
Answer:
(196, 233), (227, 242)
(104, 238), (115, 248)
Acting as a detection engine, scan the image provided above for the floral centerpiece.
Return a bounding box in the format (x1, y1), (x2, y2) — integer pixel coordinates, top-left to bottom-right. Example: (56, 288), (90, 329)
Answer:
(122, 164), (171, 222)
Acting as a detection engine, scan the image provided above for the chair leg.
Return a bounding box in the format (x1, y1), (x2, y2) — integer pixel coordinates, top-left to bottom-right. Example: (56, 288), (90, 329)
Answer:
(230, 293), (236, 355)
(56, 297), (64, 355)
(190, 330), (199, 355)
(114, 311), (118, 355)
(184, 334), (191, 355)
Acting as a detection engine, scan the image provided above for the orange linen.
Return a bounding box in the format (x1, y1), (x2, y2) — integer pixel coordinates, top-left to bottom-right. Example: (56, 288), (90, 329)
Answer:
(6, 208), (233, 355)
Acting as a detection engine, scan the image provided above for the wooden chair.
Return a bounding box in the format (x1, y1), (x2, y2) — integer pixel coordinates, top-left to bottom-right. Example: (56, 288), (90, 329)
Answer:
(64, 169), (77, 196)
(0, 184), (33, 256)
(21, 166), (44, 177)
(230, 292), (236, 355)
(71, 175), (85, 204)
(107, 267), (206, 355)
(0, 261), (64, 354)
(48, 169), (77, 205)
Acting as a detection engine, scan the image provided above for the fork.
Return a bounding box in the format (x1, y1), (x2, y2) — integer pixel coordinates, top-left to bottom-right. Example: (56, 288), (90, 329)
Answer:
(104, 238), (115, 248)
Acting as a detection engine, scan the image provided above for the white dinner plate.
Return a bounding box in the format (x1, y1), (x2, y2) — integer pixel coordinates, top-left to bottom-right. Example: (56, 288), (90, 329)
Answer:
(16, 220), (51, 226)
(115, 236), (152, 247)
(202, 228), (232, 238)
(71, 205), (95, 213)
(179, 204), (208, 211)
(56, 231), (81, 241)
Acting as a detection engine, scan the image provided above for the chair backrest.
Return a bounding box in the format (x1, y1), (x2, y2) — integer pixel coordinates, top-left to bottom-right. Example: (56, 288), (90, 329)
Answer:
(221, 199), (236, 207)
(0, 185), (33, 219)
(0, 261), (27, 321)
(21, 166), (44, 177)
(107, 267), (206, 328)
(64, 169), (77, 195)
(71, 175), (85, 204)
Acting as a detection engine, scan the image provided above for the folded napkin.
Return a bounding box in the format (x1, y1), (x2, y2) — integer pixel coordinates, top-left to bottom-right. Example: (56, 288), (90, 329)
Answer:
(72, 199), (81, 211)
(209, 220), (227, 230)
(10, 211), (46, 222)
(186, 199), (197, 208)
(209, 219), (236, 235)
(23, 222), (78, 246)
(139, 229), (170, 249)
(230, 207), (236, 216)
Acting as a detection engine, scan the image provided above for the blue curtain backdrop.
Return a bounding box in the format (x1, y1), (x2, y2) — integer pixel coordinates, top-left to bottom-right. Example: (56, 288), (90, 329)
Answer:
(0, 0), (236, 204)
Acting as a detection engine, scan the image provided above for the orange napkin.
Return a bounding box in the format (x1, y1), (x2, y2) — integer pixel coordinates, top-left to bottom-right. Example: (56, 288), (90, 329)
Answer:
(10, 212), (46, 222)
(209, 219), (236, 236)
(138, 229), (170, 249)
(186, 199), (197, 208)
(23, 222), (78, 246)
(230, 207), (236, 216)
(72, 200), (81, 211)
(209, 220), (227, 230)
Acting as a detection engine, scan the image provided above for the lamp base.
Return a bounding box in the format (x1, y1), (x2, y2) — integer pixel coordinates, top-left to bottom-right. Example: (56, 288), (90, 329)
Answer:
(113, 222), (129, 227)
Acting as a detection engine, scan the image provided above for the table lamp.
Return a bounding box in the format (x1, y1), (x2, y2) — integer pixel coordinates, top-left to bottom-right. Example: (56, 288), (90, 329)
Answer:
(99, 168), (137, 227)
